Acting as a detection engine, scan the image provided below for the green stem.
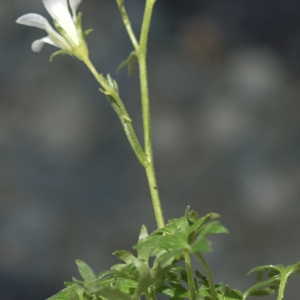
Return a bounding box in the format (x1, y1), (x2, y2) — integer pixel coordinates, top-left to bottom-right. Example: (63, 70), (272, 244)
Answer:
(138, 0), (165, 229)
(83, 57), (148, 167)
(116, 0), (139, 51)
(277, 269), (292, 300)
(144, 289), (157, 300)
(194, 252), (217, 300)
(184, 251), (196, 300)
(277, 278), (287, 300)
(150, 290), (157, 300)
(144, 290), (151, 300)
(85, 0), (164, 229)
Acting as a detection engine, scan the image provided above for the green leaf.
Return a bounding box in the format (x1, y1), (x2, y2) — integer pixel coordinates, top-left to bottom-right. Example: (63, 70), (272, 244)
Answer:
(83, 29), (93, 37)
(224, 285), (243, 300)
(64, 282), (74, 288)
(156, 282), (189, 299)
(166, 269), (184, 284)
(138, 224), (149, 241)
(197, 284), (211, 299)
(195, 271), (210, 295)
(268, 267), (280, 278)
(134, 234), (187, 252)
(185, 212), (221, 245)
(289, 261), (300, 278)
(47, 287), (71, 300)
(154, 208), (218, 239)
(117, 51), (138, 75)
(186, 206), (199, 225)
(47, 285), (84, 300)
(95, 287), (133, 300)
(48, 209), (236, 300)
(110, 263), (135, 278)
(199, 221), (229, 236)
(106, 74), (119, 95)
(113, 250), (136, 264)
(76, 260), (96, 282)
(87, 269), (137, 296)
(154, 249), (183, 268)
(191, 237), (211, 253)
(246, 289), (277, 297)
(132, 258), (153, 297)
(137, 225), (152, 263)
(68, 286), (85, 300)
(256, 269), (264, 282)
(49, 50), (71, 62)
(245, 262), (300, 299)
(247, 264), (280, 276)
(110, 263), (129, 271)
(97, 269), (117, 280)
(112, 277), (137, 295)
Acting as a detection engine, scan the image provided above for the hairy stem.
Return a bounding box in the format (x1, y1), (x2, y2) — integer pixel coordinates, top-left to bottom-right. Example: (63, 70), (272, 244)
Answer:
(184, 251), (196, 300)
(138, 0), (165, 228)
(83, 57), (148, 167)
(194, 252), (217, 300)
(116, 0), (139, 51)
(277, 269), (293, 300)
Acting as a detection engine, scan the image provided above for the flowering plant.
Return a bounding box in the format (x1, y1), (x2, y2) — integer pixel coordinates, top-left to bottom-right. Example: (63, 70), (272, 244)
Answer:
(16, 1), (300, 300)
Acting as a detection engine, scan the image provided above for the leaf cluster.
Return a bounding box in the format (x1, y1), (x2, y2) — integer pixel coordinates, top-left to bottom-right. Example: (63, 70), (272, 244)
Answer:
(47, 208), (299, 300)
(48, 207), (227, 299)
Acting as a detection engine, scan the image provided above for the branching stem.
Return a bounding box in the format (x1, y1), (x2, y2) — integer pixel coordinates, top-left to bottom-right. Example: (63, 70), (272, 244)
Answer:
(85, 0), (164, 229)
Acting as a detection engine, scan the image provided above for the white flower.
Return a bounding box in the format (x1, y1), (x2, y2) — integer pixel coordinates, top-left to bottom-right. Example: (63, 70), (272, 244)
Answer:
(16, 0), (83, 52)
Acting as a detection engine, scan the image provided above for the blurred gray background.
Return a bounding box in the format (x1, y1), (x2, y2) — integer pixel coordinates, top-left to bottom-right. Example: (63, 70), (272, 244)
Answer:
(1, 0), (300, 299)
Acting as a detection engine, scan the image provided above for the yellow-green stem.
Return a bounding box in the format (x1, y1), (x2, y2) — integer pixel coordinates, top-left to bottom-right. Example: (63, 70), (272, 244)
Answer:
(184, 251), (196, 300)
(277, 269), (292, 300)
(194, 252), (217, 300)
(116, 0), (139, 51)
(83, 57), (148, 167)
(138, 0), (164, 228)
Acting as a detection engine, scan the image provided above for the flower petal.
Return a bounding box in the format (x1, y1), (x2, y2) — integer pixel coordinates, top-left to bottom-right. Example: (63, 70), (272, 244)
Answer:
(16, 13), (49, 30)
(42, 0), (69, 21)
(44, 21), (71, 50)
(42, 0), (78, 44)
(69, 0), (82, 22)
(32, 36), (55, 52)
